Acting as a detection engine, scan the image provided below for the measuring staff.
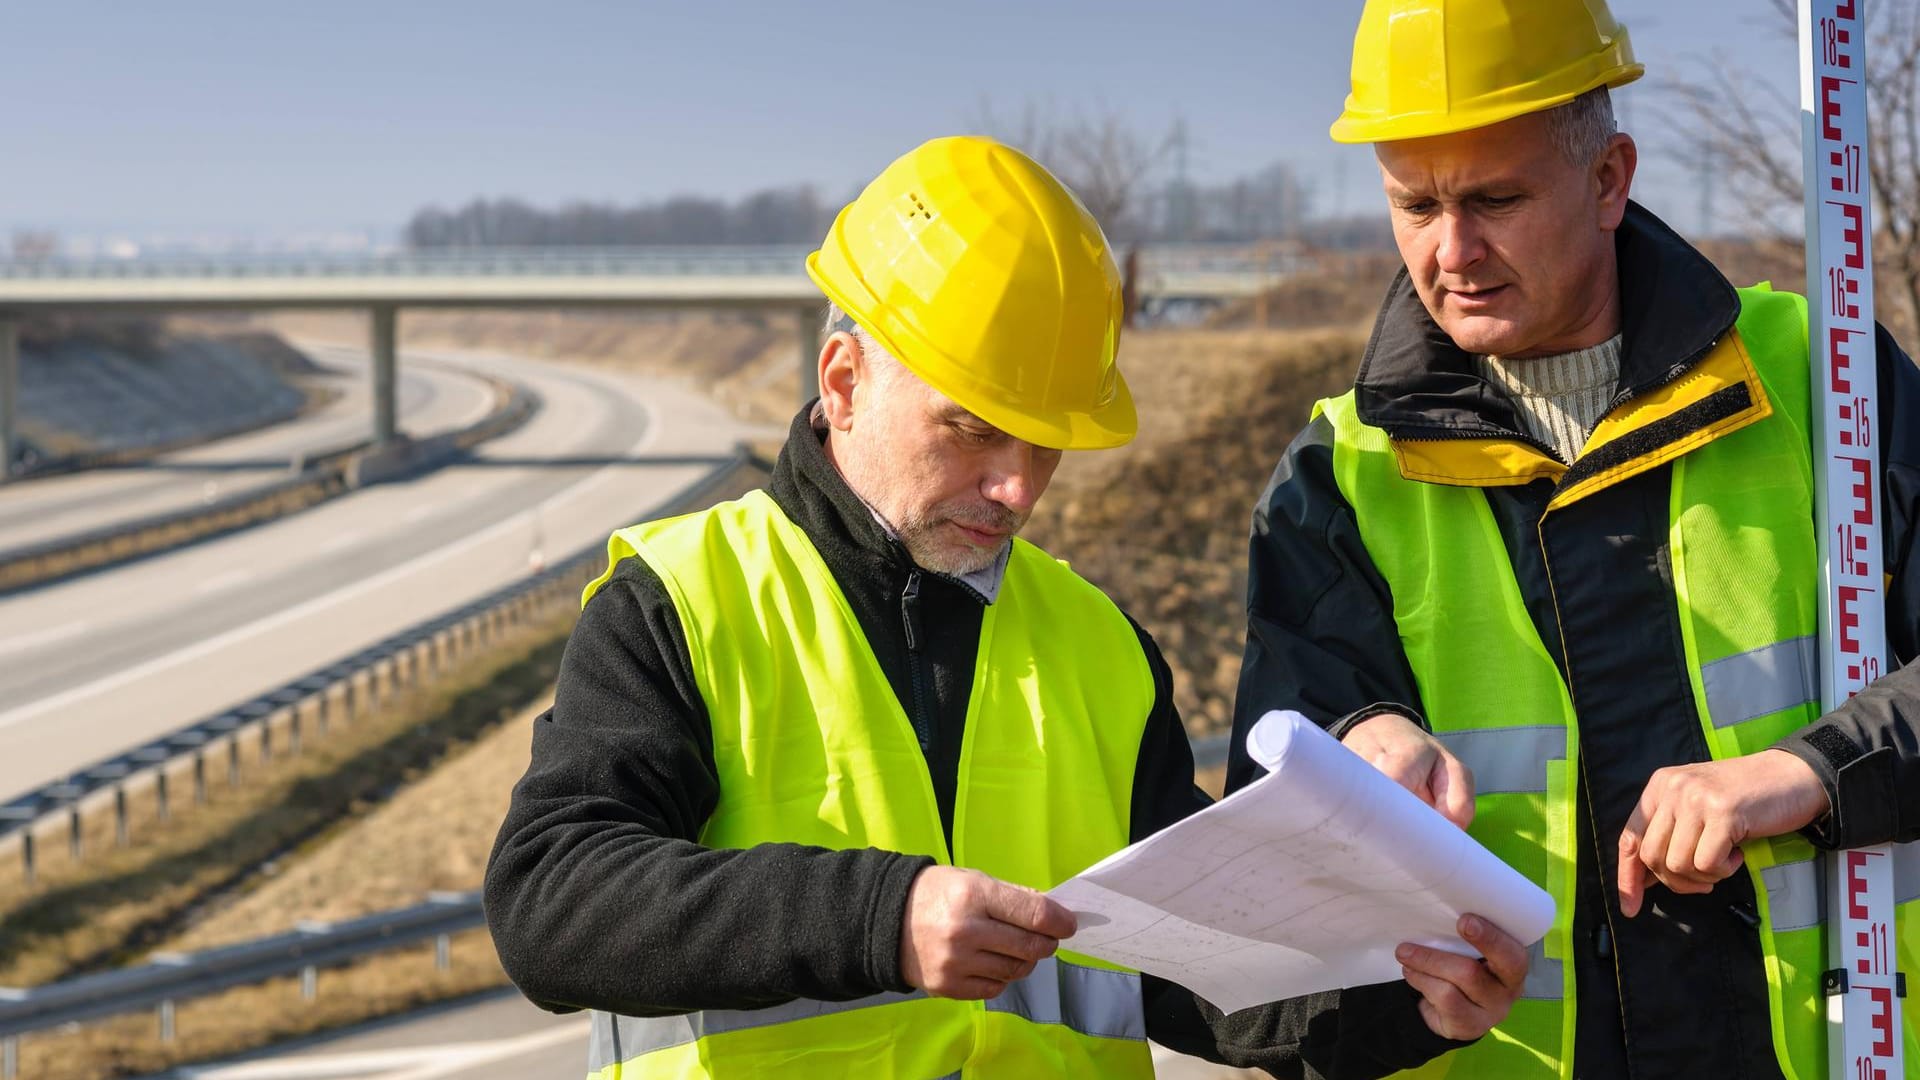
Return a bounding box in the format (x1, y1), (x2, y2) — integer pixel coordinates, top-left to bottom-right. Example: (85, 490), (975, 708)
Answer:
(1227, 1), (1920, 1075)
(1801, 2), (1908, 1078)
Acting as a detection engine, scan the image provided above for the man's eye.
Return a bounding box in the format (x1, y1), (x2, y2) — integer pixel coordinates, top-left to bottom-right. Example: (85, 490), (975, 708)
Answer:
(1480, 195), (1519, 210)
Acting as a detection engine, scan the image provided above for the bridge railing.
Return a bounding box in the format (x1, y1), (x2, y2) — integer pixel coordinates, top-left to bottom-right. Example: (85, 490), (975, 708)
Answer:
(0, 244), (1303, 282)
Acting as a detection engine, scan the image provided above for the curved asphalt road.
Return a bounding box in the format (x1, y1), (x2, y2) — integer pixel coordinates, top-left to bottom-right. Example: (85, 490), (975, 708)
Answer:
(0, 342), (774, 803)
(0, 346), (496, 553)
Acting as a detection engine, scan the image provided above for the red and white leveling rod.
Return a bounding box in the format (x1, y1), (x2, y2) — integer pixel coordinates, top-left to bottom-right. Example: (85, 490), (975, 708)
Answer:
(1800, 2), (1904, 1076)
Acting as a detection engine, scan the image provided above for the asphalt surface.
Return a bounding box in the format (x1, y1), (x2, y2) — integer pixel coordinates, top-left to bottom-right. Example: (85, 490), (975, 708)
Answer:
(0, 346), (496, 553)
(0, 342), (772, 803)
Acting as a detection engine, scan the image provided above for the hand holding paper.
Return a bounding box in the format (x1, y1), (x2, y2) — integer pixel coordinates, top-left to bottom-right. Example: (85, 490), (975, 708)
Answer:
(1048, 710), (1554, 1014)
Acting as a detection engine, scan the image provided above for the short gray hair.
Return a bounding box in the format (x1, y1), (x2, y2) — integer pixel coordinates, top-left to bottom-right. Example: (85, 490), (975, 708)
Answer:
(823, 303), (902, 378)
(1545, 88), (1617, 167)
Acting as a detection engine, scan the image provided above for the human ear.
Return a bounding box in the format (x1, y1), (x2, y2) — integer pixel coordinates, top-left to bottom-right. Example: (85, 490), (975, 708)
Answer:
(1594, 132), (1638, 232)
(817, 331), (865, 433)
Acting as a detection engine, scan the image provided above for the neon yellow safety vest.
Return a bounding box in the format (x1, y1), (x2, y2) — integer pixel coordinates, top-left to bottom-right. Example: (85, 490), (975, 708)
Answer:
(576, 488), (1157, 1079)
(1318, 285), (1920, 1078)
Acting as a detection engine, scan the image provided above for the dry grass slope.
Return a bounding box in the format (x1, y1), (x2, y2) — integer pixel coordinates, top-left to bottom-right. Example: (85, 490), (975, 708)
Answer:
(1023, 325), (1367, 736)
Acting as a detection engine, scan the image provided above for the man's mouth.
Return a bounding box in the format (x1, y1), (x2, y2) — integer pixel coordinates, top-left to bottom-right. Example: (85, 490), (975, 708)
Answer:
(1448, 284), (1509, 306)
(951, 520), (1011, 546)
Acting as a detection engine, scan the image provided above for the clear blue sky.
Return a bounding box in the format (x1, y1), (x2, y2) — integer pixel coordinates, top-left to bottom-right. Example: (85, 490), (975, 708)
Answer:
(0, 1), (1799, 242)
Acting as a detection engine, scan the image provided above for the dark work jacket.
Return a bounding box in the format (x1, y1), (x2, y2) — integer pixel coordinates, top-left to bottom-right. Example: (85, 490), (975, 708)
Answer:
(1228, 201), (1920, 1080)
(484, 407), (1468, 1079)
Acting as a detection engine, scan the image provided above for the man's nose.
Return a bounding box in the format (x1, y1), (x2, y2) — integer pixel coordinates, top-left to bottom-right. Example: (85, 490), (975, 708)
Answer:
(1434, 210), (1486, 275)
(982, 443), (1044, 514)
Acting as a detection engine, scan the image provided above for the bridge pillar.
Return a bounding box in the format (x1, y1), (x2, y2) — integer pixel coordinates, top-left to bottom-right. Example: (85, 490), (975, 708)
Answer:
(370, 305), (398, 447)
(797, 304), (824, 406)
(0, 318), (17, 481)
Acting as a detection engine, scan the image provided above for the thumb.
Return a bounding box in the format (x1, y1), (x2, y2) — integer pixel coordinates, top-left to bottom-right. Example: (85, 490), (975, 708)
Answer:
(1432, 753), (1476, 831)
(985, 881), (1077, 939)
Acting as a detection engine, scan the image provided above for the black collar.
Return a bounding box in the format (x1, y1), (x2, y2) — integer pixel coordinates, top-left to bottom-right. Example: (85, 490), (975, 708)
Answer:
(1354, 201), (1740, 441)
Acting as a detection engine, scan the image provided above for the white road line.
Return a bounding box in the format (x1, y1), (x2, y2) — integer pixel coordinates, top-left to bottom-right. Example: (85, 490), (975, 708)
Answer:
(0, 400), (661, 734)
(194, 569), (257, 596)
(175, 1019), (589, 1079)
(0, 620), (90, 658)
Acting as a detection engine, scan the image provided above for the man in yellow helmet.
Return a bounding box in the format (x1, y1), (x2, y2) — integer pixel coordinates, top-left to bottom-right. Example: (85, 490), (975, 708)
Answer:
(1229, 2), (1920, 1077)
(485, 135), (1528, 1078)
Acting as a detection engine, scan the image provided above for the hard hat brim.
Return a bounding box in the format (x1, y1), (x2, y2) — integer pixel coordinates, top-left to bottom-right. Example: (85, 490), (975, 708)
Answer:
(1331, 62), (1643, 144)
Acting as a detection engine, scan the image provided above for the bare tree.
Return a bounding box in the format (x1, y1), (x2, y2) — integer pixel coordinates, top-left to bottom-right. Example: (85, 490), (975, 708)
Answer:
(1665, 0), (1920, 337)
(971, 100), (1179, 242)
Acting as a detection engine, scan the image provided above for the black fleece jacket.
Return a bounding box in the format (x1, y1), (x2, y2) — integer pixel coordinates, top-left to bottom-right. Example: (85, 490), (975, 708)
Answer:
(484, 407), (1468, 1078)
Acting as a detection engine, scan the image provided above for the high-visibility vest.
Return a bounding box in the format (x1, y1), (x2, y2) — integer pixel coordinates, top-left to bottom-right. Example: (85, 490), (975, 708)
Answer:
(1316, 286), (1920, 1078)
(576, 488), (1157, 1079)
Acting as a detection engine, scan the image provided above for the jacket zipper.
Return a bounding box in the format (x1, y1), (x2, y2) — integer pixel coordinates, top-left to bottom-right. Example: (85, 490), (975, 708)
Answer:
(900, 570), (931, 751)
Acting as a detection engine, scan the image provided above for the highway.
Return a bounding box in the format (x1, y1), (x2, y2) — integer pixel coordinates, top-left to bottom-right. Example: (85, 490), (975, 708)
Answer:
(0, 342), (774, 804)
(0, 347), (496, 553)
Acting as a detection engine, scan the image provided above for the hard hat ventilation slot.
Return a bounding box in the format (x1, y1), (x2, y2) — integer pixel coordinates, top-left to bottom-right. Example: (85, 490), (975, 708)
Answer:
(906, 192), (933, 221)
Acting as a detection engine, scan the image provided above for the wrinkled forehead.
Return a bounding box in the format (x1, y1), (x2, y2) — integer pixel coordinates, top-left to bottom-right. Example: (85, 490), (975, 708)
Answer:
(1374, 114), (1564, 197)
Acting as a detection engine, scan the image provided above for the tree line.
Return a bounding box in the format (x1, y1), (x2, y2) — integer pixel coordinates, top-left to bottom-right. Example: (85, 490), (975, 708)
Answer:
(404, 187), (835, 248)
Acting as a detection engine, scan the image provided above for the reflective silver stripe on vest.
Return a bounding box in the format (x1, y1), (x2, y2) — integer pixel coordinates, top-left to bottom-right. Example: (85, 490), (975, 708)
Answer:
(1522, 937), (1563, 1001)
(983, 957), (1145, 1041)
(1761, 857), (1824, 933)
(589, 989), (928, 1070)
(1699, 636), (1818, 728)
(588, 958), (1142, 1073)
(1432, 727), (1566, 795)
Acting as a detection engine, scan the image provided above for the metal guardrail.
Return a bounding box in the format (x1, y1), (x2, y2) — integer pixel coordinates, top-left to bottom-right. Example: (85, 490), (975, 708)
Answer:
(0, 445), (764, 881)
(0, 372), (538, 594)
(0, 891), (485, 1041)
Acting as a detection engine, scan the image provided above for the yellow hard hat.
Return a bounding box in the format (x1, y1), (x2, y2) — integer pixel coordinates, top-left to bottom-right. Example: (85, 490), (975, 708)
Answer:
(806, 135), (1134, 450)
(1331, 0), (1644, 143)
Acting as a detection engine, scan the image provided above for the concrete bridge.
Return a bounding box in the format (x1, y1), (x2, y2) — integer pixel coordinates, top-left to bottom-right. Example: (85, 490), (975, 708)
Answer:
(0, 244), (1293, 477)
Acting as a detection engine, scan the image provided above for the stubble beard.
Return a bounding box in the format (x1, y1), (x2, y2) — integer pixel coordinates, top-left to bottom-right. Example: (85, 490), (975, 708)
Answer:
(894, 501), (1021, 577)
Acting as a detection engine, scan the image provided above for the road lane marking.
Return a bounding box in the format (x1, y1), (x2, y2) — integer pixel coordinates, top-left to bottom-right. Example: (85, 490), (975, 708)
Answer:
(0, 621), (90, 658)
(0, 393), (664, 734)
